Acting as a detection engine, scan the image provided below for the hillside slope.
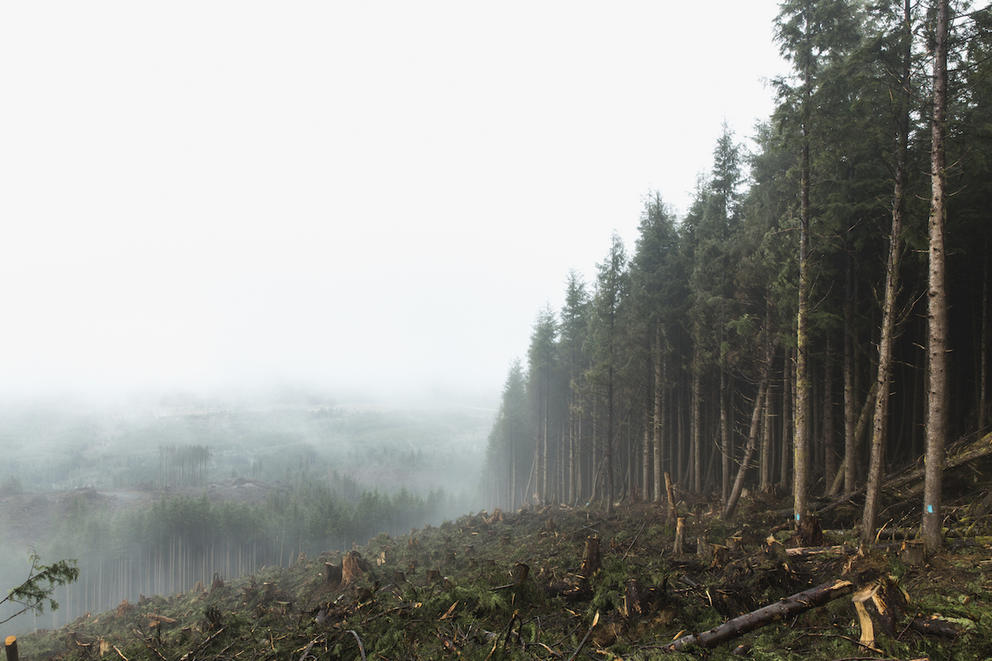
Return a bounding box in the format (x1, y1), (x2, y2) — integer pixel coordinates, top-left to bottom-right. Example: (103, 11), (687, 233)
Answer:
(15, 499), (992, 660)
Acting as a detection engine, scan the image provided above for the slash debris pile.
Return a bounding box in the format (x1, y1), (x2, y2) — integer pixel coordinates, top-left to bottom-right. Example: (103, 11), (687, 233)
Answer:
(14, 491), (992, 660)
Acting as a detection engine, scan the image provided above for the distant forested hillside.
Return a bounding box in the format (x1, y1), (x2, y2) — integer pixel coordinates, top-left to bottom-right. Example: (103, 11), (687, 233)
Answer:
(0, 393), (489, 632)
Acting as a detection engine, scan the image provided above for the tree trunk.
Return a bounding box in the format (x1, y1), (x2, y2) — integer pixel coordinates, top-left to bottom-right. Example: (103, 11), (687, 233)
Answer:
(843, 248), (858, 494)
(691, 351), (703, 494)
(723, 381), (767, 519)
(794, 48), (814, 524)
(923, 0), (949, 555)
(641, 424), (651, 503)
(980, 251), (988, 433)
(606, 364), (615, 514)
(760, 371), (772, 492)
(653, 329), (665, 502)
(664, 579), (854, 652)
(781, 348), (792, 489)
(721, 365), (731, 505)
(863, 0), (912, 545)
(823, 340), (836, 494)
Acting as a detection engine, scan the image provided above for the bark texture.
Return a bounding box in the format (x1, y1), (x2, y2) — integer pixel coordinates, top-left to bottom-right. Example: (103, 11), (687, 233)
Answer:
(923, 0), (949, 555)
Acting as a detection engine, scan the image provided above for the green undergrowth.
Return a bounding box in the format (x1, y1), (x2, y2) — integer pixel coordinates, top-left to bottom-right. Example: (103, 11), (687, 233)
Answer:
(13, 501), (992, 660)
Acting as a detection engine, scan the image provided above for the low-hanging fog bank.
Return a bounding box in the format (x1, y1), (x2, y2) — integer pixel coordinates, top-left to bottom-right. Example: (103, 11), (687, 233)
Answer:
(0, 387), (491, 633)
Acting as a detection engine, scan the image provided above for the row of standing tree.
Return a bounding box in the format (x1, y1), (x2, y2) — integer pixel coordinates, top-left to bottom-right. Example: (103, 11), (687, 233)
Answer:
(483, 0), (989, 553)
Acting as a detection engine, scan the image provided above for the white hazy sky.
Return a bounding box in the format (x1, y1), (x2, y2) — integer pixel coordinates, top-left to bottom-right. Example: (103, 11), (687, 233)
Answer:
(0, 2), (787, 404)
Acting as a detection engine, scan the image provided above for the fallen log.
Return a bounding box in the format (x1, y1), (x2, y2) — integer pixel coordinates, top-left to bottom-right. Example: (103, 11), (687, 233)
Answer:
(816, 430), (992, 517)
(784, 545), (850, 558)
(662, 579), (854, 652)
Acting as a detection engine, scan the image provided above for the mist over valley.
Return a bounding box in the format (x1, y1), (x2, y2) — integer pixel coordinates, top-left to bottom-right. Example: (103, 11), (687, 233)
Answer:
(0, 388), (489, 632)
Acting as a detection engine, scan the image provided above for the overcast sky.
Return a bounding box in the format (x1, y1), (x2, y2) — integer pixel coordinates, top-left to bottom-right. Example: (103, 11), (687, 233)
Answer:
(0, 2), (787, 405)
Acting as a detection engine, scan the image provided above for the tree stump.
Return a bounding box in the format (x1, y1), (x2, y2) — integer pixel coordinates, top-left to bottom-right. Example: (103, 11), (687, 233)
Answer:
(580, 535), (601, 578)
(797, 515), (823, 546)
(673, 517), (686, 555)
(852, 576), (907, 648)
(623, 579), (643, 619)
(211, 573), (225, 590)
(511, 562), (529, 586)
(664, 472), (677, 522)
(324, 562), (342, 585)
(709, 544), (730, 569)
(900, 540), (925, 566)
(342, 551), (365, 585)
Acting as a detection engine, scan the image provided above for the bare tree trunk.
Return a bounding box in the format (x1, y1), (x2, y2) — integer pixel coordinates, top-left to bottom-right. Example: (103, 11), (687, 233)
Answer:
(761, 378), (771, 486)
(980, 251), (989, 433)
(760, 365), (773, 492)
(843, 252), (857, 495)
(678, 385), (687, 485)
(863, 0), (912, 545)
(781, 348), (792, 489)
(823, 340), (836, 494)
(794, 49), (814, 524)
(720, 364), (731, 505)
(664, 580), (854, 652)
(606, 364), (615, 514)
(691, 350), (703, 494)
(923, 0), (949, 555)
(653, 328), (665, 502)
(724, 382), (767, 519)
(510, 433), (517, 511)
(567, 394), (575, 505)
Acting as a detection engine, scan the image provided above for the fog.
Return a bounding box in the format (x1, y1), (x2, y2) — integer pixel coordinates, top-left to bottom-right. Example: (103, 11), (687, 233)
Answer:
(0, 0), (786, 634)
(0, 1), (785, 402)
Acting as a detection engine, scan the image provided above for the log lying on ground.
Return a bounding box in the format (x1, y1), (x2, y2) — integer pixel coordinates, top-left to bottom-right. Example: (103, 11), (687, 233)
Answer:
(784, 545), (850, 558)
(663, 579), (854, 652)
(816, 430), (992, 516)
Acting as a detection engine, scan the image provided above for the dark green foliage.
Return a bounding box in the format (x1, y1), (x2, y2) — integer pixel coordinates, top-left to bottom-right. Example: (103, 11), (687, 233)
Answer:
(481, 0), (992, 525)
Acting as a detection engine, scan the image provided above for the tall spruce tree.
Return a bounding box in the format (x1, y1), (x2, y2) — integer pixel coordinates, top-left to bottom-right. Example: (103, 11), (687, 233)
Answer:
(587, 234), (627, 513)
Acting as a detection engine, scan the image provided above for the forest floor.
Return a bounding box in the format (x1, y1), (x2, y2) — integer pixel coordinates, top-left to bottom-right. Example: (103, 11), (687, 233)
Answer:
(13, 475), (992, 661)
